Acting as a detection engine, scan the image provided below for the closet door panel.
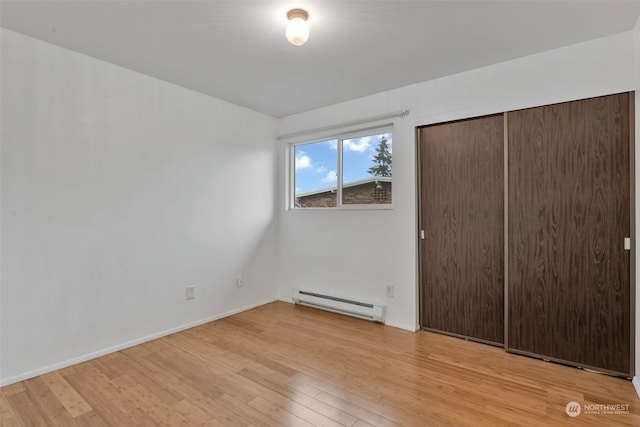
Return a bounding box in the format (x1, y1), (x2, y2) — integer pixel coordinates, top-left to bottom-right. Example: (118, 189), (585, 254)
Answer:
(419, 115), (504, 344)
(508, 93), (630, 374)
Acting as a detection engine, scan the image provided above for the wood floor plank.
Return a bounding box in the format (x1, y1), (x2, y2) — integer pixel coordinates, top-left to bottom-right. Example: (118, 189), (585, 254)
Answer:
(72, 411), (111, 427)
(0, 390), (21, 427)
(282, 390), (359, 427)
(62, 366), (137, 425)
(41, 372), (92, 418)
(142, 348), (225, 401)
(173, 399), (217, 426)
(109, 374), (188, 426)
(313, 392), (401, 427)
(1, 382), (26, 396)
(274, 398), (345, 427)
(217, 393), (292, 427)
(126, 406), (167, 427)
(247, 396), (315, 427)
(2, 301), (640, 426)
(21, 376), (79, 427)
(154, 339), (268, 404)
(103, 355), (183, 406)
(6, 390), (52, 427)
(242, 365), (357, 426)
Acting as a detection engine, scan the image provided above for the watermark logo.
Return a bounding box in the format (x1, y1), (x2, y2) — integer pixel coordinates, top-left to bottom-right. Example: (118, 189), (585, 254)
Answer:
(565, 401), (581, 417)
(565, 401), (630, 417)
(583, 403), (630, 415)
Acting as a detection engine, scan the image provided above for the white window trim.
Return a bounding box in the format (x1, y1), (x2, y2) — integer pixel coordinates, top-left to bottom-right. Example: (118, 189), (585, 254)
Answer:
(288, 125), (394, 210)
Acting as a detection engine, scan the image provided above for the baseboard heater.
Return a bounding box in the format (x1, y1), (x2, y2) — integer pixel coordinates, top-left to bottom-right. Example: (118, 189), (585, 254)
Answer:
(292, 289), (386, 323)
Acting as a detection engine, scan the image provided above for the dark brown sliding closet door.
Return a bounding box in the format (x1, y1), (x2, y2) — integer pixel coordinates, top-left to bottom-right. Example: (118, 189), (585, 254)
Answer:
(418, 115), (504, 344)
(508, 93), (631, 374)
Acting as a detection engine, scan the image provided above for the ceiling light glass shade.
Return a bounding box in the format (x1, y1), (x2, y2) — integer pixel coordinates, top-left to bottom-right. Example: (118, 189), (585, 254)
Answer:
(286, 9), (309, 46)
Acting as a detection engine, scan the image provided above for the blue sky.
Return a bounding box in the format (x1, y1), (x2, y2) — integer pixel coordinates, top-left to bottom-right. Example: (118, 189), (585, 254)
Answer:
(294, 132), (392, 195)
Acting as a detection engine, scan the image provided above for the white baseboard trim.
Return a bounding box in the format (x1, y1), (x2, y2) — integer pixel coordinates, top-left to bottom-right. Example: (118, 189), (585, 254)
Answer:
(0, 298), (277, 387)
(384, 321), (419, 332)
(633, 376), (640, 399)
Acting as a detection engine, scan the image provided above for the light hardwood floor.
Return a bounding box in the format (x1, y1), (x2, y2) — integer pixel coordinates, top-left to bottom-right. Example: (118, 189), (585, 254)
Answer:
(2, 301), (639, 426)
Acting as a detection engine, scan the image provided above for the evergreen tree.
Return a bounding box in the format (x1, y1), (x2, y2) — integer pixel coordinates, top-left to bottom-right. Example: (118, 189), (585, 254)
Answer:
(367, 136), (392, 177)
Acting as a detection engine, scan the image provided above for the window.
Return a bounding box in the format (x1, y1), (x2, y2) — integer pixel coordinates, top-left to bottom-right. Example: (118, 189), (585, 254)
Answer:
(291, 128), (392, 209)
(293, 140), (338, 208)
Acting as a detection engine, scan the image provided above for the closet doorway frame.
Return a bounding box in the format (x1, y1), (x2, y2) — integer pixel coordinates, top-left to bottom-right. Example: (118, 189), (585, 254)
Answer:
(416, 92), (636, 378)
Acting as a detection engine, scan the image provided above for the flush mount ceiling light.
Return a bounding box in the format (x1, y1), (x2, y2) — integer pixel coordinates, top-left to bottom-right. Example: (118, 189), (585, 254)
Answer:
(286, 9), (309, 46)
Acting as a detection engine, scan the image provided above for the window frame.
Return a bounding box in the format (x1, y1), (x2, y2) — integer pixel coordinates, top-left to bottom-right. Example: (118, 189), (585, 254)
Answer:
(288, 126), (394, 210)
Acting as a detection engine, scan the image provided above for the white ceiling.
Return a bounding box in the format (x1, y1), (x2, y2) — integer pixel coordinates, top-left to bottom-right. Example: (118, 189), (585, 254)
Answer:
(2, 1), (639, 117)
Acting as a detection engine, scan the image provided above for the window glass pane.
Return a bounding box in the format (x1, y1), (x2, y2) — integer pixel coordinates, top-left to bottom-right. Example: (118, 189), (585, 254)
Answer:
(342, 132), (392, 205)
(294, 140), (338, 208)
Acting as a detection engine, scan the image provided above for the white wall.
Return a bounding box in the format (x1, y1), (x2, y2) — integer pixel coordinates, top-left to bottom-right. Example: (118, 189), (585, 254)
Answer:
(277, 30), (639, 334)
(0, 29), (279, 385)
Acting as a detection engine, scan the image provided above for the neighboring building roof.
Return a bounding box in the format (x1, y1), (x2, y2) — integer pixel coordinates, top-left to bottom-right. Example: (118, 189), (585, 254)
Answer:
(296, 176), (391, 198)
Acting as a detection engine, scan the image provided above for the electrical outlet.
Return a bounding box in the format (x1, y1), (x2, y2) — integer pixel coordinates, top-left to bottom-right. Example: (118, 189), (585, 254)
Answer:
(186, 286), (195, 300)
(385, 285), (394, 298)
(236, 276), (245, 288)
